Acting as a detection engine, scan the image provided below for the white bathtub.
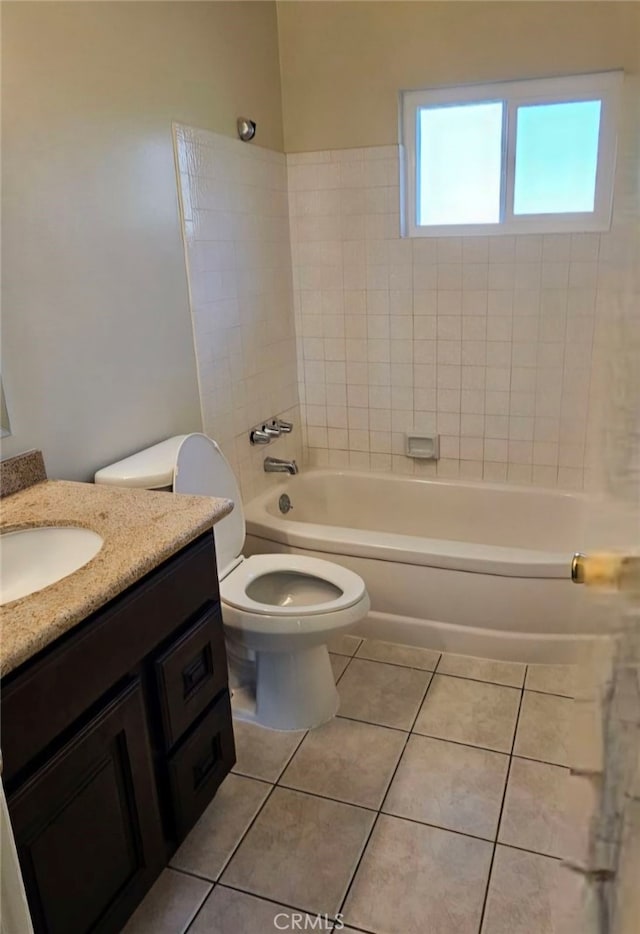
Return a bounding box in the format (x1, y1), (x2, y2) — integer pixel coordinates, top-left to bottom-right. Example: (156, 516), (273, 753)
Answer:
(244, 469), (602, 663)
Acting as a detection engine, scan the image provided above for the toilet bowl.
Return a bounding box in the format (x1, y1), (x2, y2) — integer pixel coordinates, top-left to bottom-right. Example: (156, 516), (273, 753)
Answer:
(95, 433), (370, 731)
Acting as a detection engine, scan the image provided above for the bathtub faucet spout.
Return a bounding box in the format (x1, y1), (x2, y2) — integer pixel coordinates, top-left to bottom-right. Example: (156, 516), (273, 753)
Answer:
(264, 456), (299, 475)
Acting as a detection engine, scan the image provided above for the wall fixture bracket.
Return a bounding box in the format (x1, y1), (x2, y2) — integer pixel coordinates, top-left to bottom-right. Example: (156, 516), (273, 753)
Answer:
(237, 117), (256, 142)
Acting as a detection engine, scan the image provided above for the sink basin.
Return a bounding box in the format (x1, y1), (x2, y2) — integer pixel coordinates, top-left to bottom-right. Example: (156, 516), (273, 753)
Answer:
(0, 526), (104, 606)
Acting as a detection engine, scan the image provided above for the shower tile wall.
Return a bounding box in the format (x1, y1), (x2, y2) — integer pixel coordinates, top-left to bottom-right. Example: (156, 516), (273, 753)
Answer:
(287, 147), (623, 489)
(174, 125), (301, 499)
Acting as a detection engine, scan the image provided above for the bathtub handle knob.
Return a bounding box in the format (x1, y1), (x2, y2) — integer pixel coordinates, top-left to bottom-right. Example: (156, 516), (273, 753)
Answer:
(250, 428), (271, 445)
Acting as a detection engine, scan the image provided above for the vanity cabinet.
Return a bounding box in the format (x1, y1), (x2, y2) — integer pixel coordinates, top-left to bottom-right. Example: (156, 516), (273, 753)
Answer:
(1, 532), (235, 934)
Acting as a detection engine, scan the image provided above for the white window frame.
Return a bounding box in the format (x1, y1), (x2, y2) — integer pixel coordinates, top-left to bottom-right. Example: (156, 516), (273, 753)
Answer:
(400, 71), (622, 238)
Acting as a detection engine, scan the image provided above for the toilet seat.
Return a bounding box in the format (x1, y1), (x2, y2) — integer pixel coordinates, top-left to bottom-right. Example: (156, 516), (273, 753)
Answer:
(220, 553), (366, 616)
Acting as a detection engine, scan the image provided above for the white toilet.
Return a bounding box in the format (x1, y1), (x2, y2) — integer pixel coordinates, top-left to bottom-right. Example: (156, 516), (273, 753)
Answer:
(95, 433), (370, 731)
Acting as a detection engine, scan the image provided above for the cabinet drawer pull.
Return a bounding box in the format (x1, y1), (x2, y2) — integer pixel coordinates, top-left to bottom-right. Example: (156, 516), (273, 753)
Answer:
(192, 735), (221, 790)
(182, 650), (211, 698)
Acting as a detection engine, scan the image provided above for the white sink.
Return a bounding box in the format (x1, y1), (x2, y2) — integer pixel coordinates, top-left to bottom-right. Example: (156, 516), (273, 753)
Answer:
(0, 526), (104, 606)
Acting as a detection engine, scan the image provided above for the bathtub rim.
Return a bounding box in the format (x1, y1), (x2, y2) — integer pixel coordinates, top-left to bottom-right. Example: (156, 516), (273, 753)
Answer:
(244, 469), (587, 580)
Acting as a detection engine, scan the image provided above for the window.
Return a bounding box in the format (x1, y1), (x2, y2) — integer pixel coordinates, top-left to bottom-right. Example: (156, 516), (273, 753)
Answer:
(400, 71), (621, 237)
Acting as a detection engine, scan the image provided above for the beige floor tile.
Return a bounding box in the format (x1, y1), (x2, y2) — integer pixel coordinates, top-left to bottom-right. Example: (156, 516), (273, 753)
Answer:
(514, 692), (573, 766)
(338, 659), (431, 730)
(222, 787), (375, 916)
(232, 719), (306, 783)
(355, 639), (440, 671)
(413, 675), (520, 752)
(170, 774), (271, 880)
(280, 716), (406, 809)
(343, 814), (492, 934)
(498, 757), (571, 858)
(327, 633), (362, 656)
(438, 653), (525, 687)
(383, 734), (509, 839)
(525, 664), (577, 697)
(188, 886), (309, 934)
(122, 869), (211, 934)
(481, 846), (584, 934)
(330, 653), (350, 682)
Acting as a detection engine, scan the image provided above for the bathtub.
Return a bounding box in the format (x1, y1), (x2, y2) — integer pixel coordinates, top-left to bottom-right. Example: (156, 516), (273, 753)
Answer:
(244, 470), (603, 663)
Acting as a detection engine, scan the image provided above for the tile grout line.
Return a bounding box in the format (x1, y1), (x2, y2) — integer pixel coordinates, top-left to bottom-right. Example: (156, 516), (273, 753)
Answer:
(409, 726), (514, 757)
(273, 727), (310, 784)
(476, 663), (528, 934)
(418, 668), (526, 690)
(181, 876), (214, 934)
(272, 781), (380, 815)
(334, 652), (443, 925)
(334, 649), (358, 684)
(353, 650), (441, 673)
(172, 866), (218, 886)
(379, 654), (441, 813)
(179, 865), (344, 933)
(154, 871), (212, 934)
(219, 880), (348, 927)
(346, 648), (569, 695)
(408, 728), (569, 769)
(521, 685), (576, 700)
(213, 780), (279, 881)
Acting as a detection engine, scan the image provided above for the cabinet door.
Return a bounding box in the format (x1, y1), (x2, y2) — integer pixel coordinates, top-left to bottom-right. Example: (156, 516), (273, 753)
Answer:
(8, 679), (165, 934)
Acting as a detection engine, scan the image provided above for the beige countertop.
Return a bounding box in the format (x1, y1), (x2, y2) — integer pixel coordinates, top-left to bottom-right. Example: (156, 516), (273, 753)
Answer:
(0, 480), (233, 677)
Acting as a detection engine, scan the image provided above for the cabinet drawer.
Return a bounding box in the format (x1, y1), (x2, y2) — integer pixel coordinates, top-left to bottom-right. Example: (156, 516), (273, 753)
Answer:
(155, 606), (228, 749)
(168, 692), (235, 840)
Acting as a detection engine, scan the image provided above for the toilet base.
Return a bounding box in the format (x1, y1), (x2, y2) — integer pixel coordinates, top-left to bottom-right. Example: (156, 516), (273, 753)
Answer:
(231, 644), (339, 731)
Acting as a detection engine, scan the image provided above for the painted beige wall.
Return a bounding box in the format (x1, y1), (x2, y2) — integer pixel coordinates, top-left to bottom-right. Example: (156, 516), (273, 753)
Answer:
(277, 1), (640, 152)
(1, 1), (283, 480)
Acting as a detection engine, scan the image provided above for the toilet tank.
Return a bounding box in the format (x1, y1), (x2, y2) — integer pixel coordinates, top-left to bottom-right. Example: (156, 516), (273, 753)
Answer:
(94, 434), (245, 580)
(94, 437), (188, 490)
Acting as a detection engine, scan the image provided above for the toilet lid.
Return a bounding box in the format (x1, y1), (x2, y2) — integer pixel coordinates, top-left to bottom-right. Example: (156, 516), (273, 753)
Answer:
(220, 553), (367, 617)
(174, 434), (245, 578)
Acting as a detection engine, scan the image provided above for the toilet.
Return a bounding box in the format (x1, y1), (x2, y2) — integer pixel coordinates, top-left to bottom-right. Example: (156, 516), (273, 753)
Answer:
(95, 433), (370, 730)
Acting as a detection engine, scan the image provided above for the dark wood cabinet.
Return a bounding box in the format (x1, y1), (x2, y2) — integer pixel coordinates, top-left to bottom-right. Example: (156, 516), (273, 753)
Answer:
(1, 532), (235, 934)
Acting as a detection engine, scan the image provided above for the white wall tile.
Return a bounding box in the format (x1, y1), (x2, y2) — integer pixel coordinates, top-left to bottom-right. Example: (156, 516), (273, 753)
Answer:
(286, 134), (634, 489)
(175, 125), (301, 500)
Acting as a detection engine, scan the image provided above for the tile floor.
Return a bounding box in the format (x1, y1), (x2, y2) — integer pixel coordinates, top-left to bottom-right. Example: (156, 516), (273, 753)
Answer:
(124, 637), (585, 934)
